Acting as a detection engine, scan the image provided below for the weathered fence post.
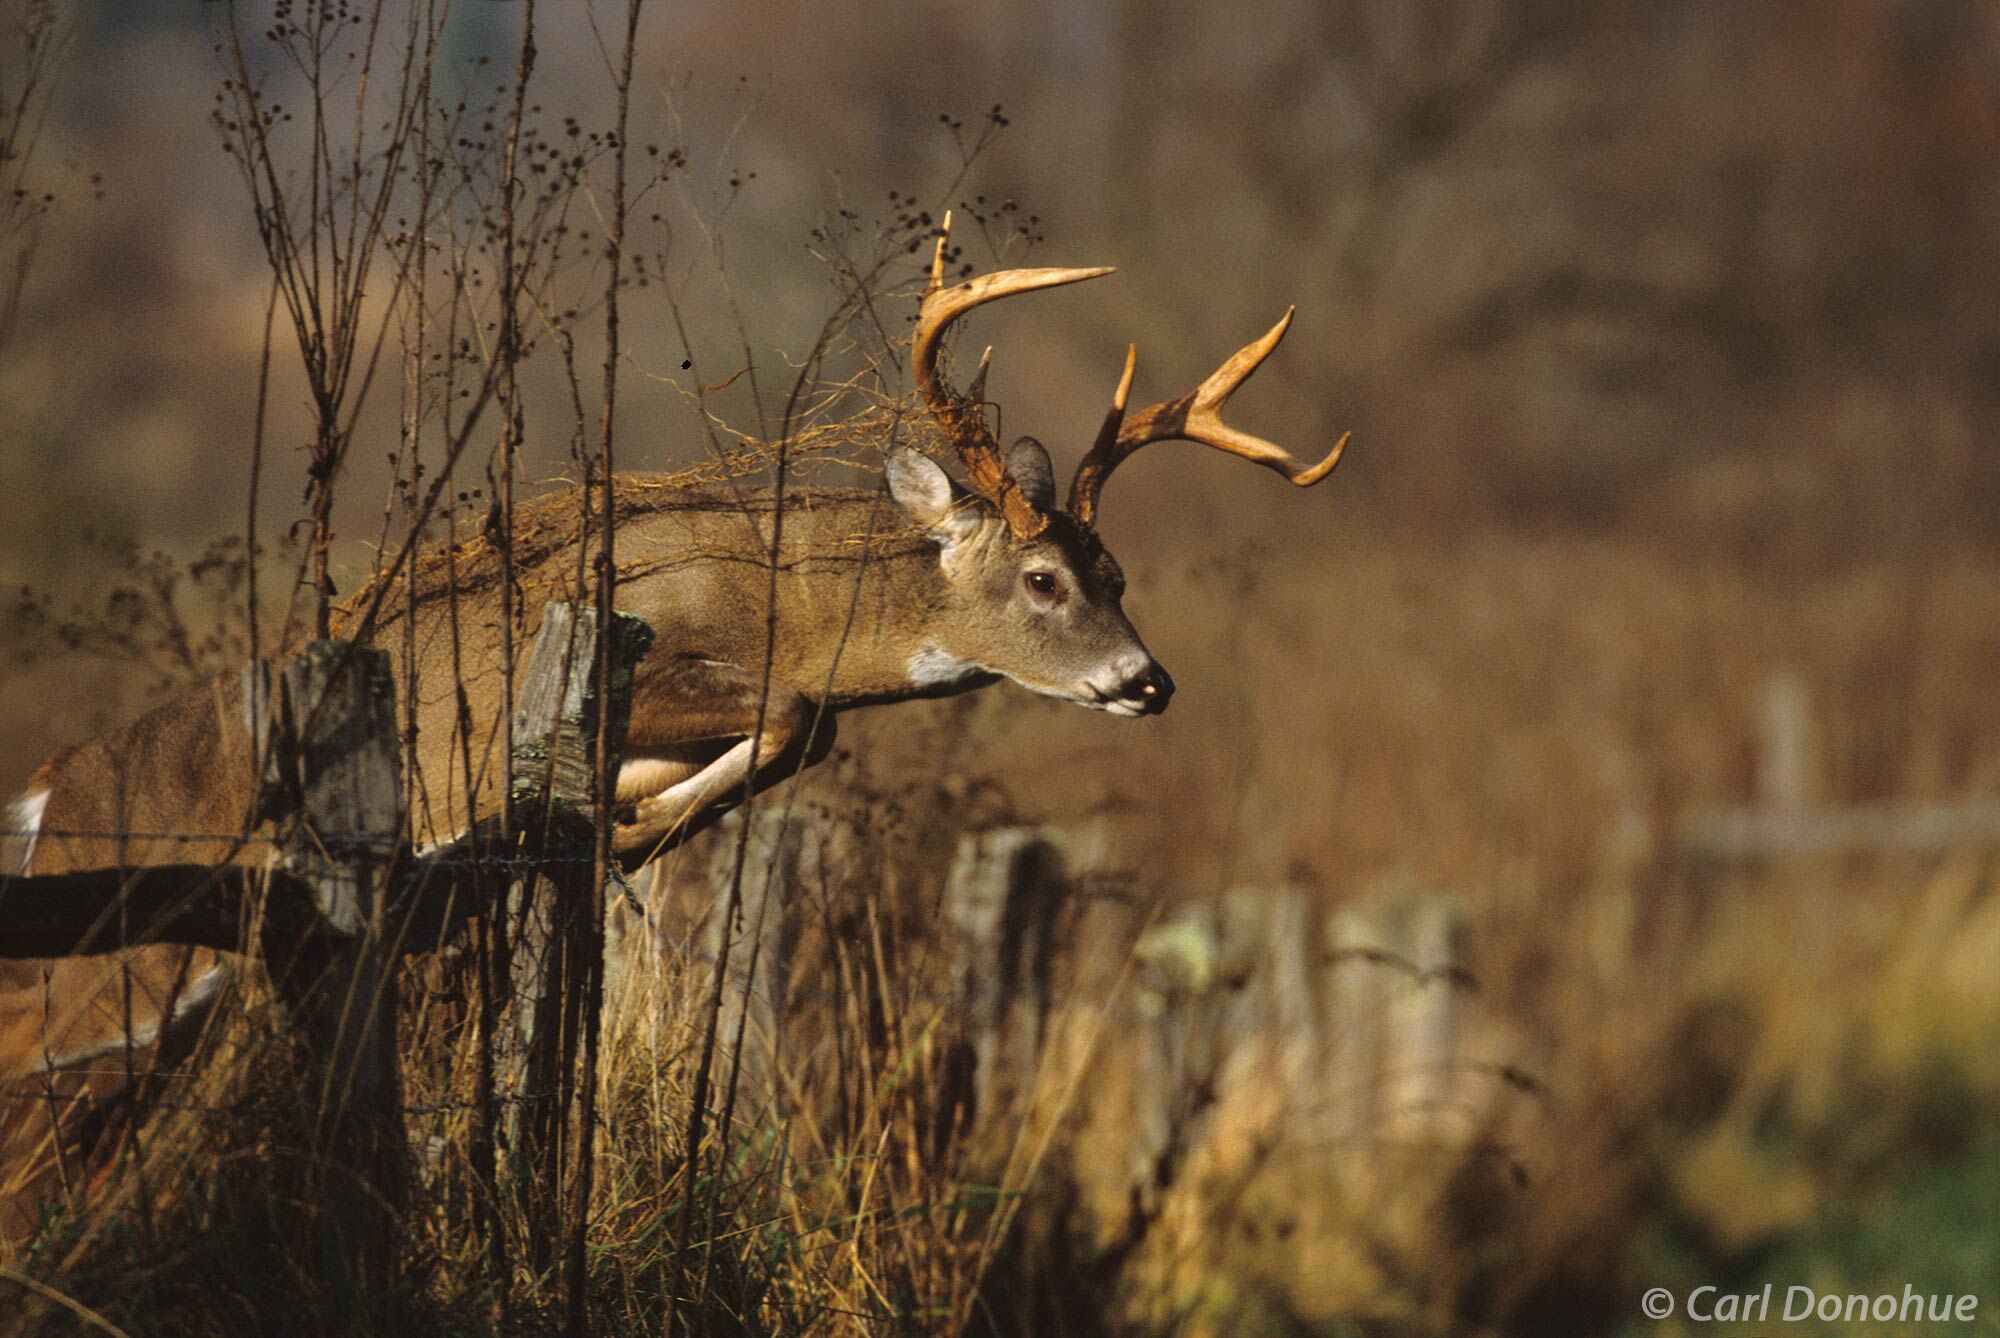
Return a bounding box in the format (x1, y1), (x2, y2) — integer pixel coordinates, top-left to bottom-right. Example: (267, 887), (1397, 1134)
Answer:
(1324, 907), (1386, 1142)
(1121, 889), (1312, 1218)
(247, 641), (407, 1304)
(1217, 889), (1317, 1108)
(1757, 669), (1814, 813)
(1320, 892), (1472, 1175)
(942, 827), (1067, 1134)
(499, 603), (651, 1267)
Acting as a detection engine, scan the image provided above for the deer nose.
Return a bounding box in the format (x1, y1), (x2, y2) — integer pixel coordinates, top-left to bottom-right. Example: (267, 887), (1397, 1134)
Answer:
(1129, 662), (1175, 714)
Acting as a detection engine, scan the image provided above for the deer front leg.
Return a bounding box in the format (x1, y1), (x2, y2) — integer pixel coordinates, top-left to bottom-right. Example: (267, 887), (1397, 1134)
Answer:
(611, 656), (834, 869)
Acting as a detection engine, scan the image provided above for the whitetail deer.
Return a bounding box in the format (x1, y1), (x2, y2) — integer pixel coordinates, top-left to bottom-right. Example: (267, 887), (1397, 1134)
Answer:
(0, 220), (1345, 1219)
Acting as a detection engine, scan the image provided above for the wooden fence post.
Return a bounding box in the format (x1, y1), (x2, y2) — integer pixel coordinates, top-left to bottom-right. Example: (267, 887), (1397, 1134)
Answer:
(1757, 669), (1813, 813)
(943, 827), (1066, 1134)
(499, 603), (651, 1266)
(1324, 907), (1387, 1142)
(1321, 894), (1471, 1160)
(248, 640), (407, 1306)
(1216, 889), (1316, 1108)
(1123, 901), (1225, 1221)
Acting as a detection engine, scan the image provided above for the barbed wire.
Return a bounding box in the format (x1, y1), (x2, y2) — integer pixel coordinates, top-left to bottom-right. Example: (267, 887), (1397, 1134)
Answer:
(0, 825), (615, 871)
(0, 1051), (1542, 1121)
(1, 827), (279, 846)
(0, 1087), (565, 1118)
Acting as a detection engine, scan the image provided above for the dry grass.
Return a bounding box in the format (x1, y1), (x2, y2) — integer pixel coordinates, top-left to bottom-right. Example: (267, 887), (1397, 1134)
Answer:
(2, 0), (1998, 1331)
(5, 512), (1997, 1336)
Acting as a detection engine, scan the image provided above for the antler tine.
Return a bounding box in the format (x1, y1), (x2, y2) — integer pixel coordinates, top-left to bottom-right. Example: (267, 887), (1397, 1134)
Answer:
(1067, 345), (1137, 526)
(1067, 307), (1350, 525)
(965, 345), (994, 405)
(913, 269), (1117, 410)
(926, 210), (952, 296)
(912, 210), (1114, 535)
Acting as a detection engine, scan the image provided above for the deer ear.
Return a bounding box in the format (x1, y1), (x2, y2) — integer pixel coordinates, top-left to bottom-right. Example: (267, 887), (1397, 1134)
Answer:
(887, 448), (973, 541)
(1005, 436), (1056, 512)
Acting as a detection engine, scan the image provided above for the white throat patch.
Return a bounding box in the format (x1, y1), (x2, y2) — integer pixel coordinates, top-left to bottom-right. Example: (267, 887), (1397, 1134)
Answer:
(906, 642), (984, 688)
(6, 789), (49, 874)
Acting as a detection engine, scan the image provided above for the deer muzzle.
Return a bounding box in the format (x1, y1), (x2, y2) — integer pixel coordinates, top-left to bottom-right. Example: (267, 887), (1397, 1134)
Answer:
(1089, 657), (1174, 717)
(1127, 661), (1175, 715)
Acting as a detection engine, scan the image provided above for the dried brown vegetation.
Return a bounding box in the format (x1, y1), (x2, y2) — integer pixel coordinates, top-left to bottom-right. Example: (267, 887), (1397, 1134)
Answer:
(1, 1), (1999, 1335)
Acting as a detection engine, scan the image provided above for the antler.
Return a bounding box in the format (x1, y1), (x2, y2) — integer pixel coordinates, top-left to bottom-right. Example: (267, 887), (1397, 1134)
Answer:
(913, 212), (1113, 537)
(1066, 308), (1350, 526)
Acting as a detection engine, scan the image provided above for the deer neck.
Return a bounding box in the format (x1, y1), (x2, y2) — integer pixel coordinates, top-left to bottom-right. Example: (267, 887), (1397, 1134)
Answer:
(601, 486), (998, 710)
(811, 534), (1000, 708)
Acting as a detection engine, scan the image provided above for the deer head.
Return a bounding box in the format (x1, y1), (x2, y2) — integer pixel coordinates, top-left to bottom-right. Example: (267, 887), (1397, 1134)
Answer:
(888, 215), (1350, 717)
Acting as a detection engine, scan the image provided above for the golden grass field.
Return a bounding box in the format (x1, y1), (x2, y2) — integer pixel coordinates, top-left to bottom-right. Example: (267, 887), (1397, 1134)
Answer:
(5, 517), (1996, 1335)
(2, 2), (1999, 1333)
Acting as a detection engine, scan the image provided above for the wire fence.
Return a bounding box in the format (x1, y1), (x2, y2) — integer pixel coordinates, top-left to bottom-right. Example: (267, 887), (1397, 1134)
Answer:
(0, 615), (1543, 1330)
(2, 826), (617, 870)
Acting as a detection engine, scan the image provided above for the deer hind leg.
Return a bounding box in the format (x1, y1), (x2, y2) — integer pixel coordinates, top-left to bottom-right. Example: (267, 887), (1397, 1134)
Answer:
(613, 657), (834, 869)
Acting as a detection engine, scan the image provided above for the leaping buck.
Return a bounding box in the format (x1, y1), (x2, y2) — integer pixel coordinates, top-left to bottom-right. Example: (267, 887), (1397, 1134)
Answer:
(0, 219), (1346, 1220)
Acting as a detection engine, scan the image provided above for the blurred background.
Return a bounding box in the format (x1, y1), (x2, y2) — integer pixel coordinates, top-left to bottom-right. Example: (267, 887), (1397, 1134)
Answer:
(2, 0), (1998, 1331)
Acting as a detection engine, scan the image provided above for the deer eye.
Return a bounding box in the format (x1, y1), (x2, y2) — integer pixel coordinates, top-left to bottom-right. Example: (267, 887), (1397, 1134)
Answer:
(1023, 571), (1062, 599)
